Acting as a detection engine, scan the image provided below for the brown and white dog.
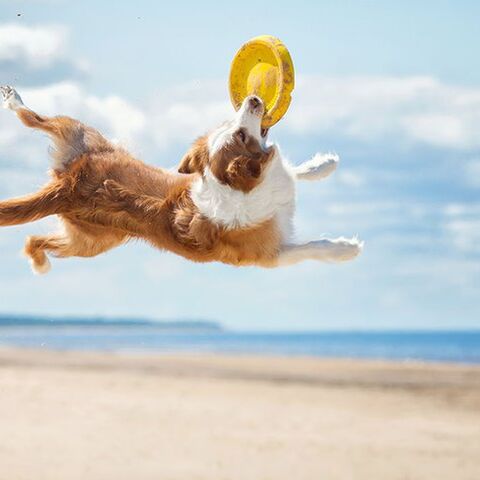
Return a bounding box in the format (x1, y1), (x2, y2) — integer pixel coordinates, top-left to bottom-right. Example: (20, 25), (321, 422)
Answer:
(0, 86), (362, 274)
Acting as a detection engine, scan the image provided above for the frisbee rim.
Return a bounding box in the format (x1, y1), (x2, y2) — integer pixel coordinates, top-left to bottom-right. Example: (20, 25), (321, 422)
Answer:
(229, 35), (295, 128)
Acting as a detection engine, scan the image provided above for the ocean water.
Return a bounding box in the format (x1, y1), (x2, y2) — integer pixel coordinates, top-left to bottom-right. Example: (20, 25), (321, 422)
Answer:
(0, 328), (479, 364)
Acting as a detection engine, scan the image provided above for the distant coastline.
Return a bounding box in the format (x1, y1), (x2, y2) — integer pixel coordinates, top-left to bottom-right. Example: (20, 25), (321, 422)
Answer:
(0, 314), (223, 332)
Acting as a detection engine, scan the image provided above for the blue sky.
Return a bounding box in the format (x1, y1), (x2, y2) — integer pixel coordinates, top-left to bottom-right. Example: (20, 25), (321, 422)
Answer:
(0, 0), (479, 330)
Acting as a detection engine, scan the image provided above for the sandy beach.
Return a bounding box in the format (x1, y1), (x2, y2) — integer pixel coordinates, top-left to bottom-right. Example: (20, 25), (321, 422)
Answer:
(0, 348), (479, 480)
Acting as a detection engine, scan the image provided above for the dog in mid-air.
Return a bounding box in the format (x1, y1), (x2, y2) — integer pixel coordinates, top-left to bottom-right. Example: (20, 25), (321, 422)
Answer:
(0, 85), (362, 274)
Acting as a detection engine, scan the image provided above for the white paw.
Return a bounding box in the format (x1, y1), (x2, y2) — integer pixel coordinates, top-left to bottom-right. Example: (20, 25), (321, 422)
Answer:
(1, 85), (24, 111)
(311, 152), (339, 168)
(295, 153), (339, 180)
(329, 236), (364, 261)
(30, 257), (51, 275)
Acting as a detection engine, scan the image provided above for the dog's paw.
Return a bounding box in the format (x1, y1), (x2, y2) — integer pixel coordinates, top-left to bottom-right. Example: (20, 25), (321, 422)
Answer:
(1, 85), (24, 111)
(30, 256), (51, 275)
(329, 236), (364, 261)
(312, 152), (339, 167)
(295, 153), (339, 180)
(102, 180), (125, 199)
(94, 180), (128, 211)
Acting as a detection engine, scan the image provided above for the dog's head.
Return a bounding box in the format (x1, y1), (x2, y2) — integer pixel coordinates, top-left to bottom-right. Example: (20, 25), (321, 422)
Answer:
(178, 95), (275, 193)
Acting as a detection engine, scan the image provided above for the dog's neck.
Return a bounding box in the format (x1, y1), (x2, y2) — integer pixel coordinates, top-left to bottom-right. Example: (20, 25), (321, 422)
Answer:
(190, 149), (296, 237)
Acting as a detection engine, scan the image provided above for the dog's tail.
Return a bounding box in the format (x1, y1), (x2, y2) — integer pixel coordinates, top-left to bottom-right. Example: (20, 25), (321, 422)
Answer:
(0, 182), (66, 226)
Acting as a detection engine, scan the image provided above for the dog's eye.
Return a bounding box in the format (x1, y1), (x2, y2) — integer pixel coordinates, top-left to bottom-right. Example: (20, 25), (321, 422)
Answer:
(236, 129), (246, 143)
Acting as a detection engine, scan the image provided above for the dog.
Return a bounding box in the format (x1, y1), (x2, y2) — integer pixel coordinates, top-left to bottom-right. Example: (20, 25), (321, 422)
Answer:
(0, 85), (362, 274)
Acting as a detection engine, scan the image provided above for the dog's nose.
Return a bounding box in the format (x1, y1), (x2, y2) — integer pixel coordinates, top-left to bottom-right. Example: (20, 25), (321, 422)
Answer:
(248, 96), (262, 108)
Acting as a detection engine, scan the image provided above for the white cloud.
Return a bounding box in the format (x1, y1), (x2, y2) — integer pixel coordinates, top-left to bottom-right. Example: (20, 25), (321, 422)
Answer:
(282, 75), (480, 150)
(0, 23), (88, 85)
(0, 24), (66, 67)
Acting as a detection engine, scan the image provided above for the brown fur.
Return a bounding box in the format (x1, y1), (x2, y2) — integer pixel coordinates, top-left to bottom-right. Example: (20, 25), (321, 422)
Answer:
(178, 129), (274, 192)
(0, 108), (281, 272)
(177, 135), (209, 175)
(210, 129), (275, 193)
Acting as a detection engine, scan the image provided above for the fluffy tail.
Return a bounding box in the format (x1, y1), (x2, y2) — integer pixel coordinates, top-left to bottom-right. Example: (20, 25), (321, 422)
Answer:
(0, 182), (66, 226)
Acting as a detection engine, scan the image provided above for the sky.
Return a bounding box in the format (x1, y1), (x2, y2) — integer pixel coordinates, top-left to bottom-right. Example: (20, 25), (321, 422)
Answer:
(0, 0), (479, 330)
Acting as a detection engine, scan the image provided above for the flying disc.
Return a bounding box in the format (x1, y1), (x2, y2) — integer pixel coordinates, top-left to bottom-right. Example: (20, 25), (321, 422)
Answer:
(229, 35), (295, 129)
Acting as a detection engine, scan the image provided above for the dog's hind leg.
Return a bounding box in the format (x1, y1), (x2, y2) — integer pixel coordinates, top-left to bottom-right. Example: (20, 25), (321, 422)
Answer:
(23, 235), (61, 274)
(2, 85), (65, 133)
(0, 182), (67, 227)
(0, 85), (56, 135)
(24, 222), (126, 274)
(292, 153), (339, 181)
(1, 85), (111, 172)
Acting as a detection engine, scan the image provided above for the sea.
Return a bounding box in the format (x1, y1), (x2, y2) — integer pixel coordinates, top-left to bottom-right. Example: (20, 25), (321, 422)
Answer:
(1, 325), (479, 364)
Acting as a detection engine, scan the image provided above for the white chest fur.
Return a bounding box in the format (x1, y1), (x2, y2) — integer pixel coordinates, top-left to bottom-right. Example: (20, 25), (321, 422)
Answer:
(191, 151), (296, 243)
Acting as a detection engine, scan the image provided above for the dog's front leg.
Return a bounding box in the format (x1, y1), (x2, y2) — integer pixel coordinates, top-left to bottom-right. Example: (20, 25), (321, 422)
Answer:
(292, 153), (339, 181)
(277, 237), (363, 266)
(82, 180), (168, 235)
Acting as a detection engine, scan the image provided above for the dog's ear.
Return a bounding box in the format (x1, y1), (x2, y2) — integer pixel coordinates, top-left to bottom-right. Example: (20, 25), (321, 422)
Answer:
(178, 135), (209, 174)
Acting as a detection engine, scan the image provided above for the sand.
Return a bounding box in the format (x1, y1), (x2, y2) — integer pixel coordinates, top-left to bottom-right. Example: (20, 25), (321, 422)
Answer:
(0, 348), (479, 480)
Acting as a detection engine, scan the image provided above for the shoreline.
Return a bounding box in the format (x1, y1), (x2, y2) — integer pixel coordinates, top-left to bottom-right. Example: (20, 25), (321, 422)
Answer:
(2, 347), (480, 407)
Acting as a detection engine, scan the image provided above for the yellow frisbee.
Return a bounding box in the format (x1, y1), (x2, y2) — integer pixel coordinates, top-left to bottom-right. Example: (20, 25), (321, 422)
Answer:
(229, 35), (295, 129)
